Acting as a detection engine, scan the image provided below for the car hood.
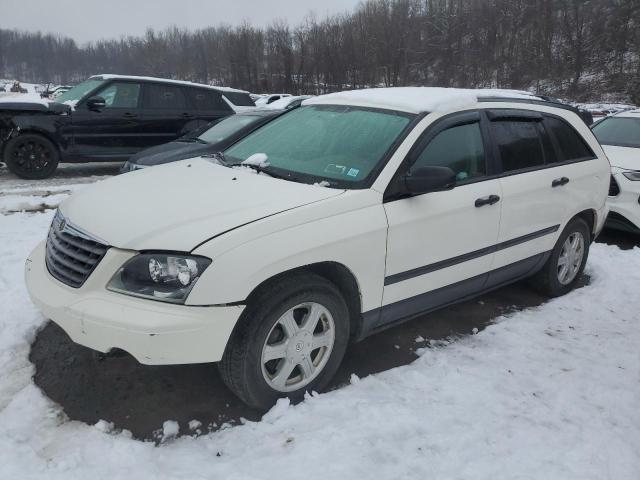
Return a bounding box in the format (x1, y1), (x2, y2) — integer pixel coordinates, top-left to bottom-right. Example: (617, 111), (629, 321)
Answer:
(130, 141), (216, 166)
(60, 158), (345, 251)
(0, 99), (70, 114)
(602, 145), (640, 170)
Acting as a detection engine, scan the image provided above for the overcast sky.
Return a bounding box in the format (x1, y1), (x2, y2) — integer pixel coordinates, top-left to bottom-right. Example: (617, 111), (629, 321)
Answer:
(0, 0), (362, 44)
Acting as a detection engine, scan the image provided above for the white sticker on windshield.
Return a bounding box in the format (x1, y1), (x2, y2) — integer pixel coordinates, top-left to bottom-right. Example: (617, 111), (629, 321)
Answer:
(347, 168), (360, 178)
(325, 164), (346, 175)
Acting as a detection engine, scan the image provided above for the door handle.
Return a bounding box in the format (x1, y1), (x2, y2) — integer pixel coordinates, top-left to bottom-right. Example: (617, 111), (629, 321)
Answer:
(475, 194), (501, 207)
(182, 112), (194, 118)
(122, 112), (137, 118)
(552, 177), (570, 187)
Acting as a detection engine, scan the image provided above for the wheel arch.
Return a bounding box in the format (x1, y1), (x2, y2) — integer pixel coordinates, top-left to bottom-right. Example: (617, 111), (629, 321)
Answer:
(243, 261), (364, 341)
(10, 128), (62, 153)
(574, 208), (596, 240)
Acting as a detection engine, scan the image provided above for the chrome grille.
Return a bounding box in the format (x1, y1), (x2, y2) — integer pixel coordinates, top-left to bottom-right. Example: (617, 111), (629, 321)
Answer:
(609, 175), (620, 196)
(45, 211), (108, 288)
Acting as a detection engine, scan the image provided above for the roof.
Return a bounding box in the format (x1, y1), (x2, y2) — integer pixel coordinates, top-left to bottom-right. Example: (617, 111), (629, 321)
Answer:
(303, 87), (544, 114)
(90, 74), (250, 94)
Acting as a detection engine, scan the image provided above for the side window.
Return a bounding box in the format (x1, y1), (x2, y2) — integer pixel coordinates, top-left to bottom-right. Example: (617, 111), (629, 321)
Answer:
(188, 88), (230, 111)
(143, 84), (187, 109)
(544, 116), (594, 162)
(95, 82), (141, 109)
(490, 120), (545, 172)
(412, 122), (486, 182)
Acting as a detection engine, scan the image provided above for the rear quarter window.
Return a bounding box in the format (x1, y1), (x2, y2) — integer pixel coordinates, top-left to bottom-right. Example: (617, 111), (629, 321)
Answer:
(544, 116), (594, 161)
(188, 88), (232, 112)
(222, 91), (256, 107)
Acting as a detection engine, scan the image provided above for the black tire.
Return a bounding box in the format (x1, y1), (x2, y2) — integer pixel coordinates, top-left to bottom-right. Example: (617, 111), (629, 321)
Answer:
(4, 133), (59, 179)
(531, 217), (591, 297)
(219, 273), (350, 410)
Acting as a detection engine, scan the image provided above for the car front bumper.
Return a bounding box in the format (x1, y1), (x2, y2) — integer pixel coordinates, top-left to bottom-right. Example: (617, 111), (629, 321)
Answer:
(607, 173), (640, 232)
(25, 241), (244, 365)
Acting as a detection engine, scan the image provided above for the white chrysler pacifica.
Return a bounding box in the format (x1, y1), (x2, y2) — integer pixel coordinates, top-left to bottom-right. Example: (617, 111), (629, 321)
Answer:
(26, 88), (610, 409)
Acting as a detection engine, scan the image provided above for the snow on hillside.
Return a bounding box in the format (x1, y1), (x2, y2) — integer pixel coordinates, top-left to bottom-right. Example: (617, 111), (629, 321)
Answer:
(0, 193), (638, 479)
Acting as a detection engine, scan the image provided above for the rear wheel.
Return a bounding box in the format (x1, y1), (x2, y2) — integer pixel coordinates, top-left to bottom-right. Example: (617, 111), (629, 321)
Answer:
(4, 134), (59, 179)
(531, 217), (590, 297)
(219, 273), (350, 410)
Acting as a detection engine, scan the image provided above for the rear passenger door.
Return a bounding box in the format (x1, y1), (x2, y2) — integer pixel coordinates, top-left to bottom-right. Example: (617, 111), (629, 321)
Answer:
(489, 109), (597, 276)
(137, 83), (194, 147)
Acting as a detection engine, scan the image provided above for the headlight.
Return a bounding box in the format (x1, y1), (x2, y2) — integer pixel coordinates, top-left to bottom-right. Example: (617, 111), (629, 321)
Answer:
(107, 253), (211, 304)
(622, 171), (640, 181)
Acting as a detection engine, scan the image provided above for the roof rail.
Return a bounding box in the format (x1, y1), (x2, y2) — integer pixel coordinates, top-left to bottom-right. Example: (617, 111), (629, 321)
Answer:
(477, 96), (581, 115)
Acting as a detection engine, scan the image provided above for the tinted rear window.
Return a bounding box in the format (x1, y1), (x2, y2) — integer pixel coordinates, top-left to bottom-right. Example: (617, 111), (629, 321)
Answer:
(491, 120), (545, 172)
(144, 84), (187, 109)
(592, 117), (640, 148)
(222, 91), (256, 107)
(544, 117), (594, 161)
(189, 88), (231, 111)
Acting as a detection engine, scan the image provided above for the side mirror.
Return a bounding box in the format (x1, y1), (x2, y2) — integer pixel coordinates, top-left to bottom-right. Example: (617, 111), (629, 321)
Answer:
(402, 166), (456, 195)
(86, 96), (106, 111)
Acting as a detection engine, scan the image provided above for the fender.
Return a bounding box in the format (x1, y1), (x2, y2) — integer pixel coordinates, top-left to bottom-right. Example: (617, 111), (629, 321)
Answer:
(187, 189), (389, 313)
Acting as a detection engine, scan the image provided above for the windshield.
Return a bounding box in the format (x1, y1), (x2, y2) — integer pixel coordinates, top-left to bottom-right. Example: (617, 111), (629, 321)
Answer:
(55, 78), (105, 104)
(225, 105), (414, 187)
(592, 117), (640, 148)
(197, 115), (263, 144)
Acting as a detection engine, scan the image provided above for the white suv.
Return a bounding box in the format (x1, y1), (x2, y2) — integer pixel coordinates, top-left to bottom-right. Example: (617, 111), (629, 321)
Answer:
(591, 109), (640, 232)
(26, 88), (610, 409)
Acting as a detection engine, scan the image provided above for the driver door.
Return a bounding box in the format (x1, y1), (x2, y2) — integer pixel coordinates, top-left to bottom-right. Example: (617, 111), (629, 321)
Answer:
(70, 81), (144, 160)
(378, 111), (502, 329)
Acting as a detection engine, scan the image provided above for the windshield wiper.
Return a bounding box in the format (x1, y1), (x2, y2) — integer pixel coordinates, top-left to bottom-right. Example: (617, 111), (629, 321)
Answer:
(202, 151), (229, 165)
(237, 162), (290, 180)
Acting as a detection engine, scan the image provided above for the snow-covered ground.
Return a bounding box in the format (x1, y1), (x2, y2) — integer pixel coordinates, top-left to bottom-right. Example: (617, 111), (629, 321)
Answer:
(0, 179), (639, 479)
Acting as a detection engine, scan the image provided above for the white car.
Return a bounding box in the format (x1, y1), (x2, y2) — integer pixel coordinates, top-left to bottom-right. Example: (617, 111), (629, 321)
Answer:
(254, 93), (292, 106)
(591, 110), (640, 232)
(25, 88), (609, 409)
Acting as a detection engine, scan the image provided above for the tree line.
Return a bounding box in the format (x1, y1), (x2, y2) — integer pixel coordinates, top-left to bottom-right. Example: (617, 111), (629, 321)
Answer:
(1, 0), (639, 102)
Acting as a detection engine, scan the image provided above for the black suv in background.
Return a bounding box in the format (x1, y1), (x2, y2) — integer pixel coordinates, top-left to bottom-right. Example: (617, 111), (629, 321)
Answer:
(0, 75), (254, 179)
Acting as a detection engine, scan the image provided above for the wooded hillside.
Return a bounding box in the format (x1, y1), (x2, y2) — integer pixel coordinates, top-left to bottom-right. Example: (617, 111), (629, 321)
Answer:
(1, 0), (638, 101)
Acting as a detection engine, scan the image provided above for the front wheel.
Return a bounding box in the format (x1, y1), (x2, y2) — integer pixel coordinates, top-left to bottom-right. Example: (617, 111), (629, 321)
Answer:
(219, 273), (350, 410)
(531, 217), (590, 297)
(4, 133), (59, 179)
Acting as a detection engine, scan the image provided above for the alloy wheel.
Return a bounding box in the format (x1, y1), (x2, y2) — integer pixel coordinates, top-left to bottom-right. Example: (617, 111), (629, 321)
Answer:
(11, 139), (53, 174)
(557, 231), (585, 285)
(261, 302), (335, 392)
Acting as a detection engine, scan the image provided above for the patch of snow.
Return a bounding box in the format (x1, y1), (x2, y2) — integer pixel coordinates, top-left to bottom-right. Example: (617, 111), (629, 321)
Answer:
(241, 153), (269, 168)
(262, 398), (290, 424)
(94, 420), (114, 433)
(161, 420), (179, 441)
(188, 420), (202, 431)
(0, 193), (69, 214)
(313, 180), (330, 188)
